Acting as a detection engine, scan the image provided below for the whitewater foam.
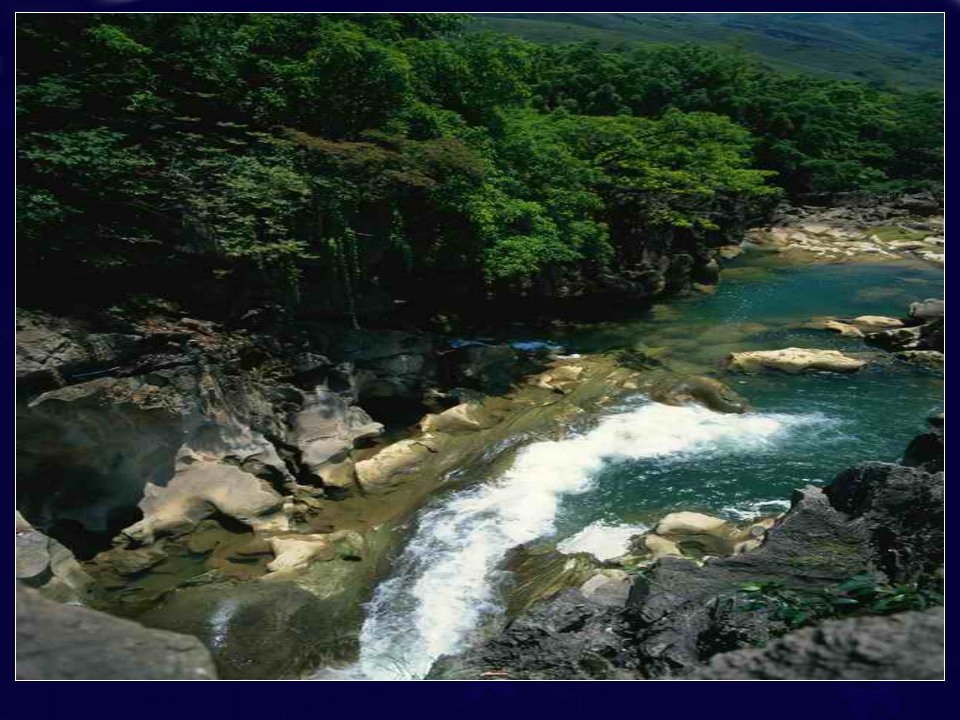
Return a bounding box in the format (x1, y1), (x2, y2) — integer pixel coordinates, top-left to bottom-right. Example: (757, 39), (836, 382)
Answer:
(557, 521), (648, 560)
(340, 401), (822, 680)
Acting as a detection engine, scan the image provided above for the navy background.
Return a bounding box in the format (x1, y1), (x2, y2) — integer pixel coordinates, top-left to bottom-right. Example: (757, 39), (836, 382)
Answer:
(4, 0), (953, 708)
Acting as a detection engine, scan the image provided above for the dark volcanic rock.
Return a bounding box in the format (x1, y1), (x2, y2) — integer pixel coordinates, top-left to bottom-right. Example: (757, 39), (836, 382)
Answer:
(428, 589), (637, 680)
(626, 486), (875, 677)
(825, 463), (943, 586)
(694, 607), (943, 680)
(137, 580), (337, 679)
(16, 585), (216, 680)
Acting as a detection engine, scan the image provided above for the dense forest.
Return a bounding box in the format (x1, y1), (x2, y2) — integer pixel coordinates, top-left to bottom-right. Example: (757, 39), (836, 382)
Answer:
(16, 13), (943, 323)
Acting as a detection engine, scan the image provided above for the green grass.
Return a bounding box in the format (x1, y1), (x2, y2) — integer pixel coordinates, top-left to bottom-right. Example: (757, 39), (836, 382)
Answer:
(471, 13), (943, 90)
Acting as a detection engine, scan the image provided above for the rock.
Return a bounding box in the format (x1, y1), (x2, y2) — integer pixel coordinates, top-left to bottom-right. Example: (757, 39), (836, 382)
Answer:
(822, 320), (864, 337)
(125, 461), (286, 543)
(266, 531), (365, 572)
(440, 343), (524, 396)
(637, 533), (683, 560)
(579, 570), (632, 607)
(531, 364), (584, 393)
(16, 585), (217, 679)
(826, 463), (943, 585)
(137, 580), (335, 679)
(653, 512), (740, 556)
(15, 513), (92, 603)
(353, 438), (434, 493)
(865, 325), (922, 351)
(727, 348), (866, 374)
(652, 376), (749, 414)
(627, 487), (876, 677)
(420, 403), (494, 433)
(902, 418), (944, 473)
(503, 545), (598, 616)
(718, 245), (743, 260)
(694, 608), (943, 680)
(289, 388), (382, 482)
(427, 590), (636, 680)
(894, 350), (943, 370)
(908, 298), (944, 323)
(850, 315), (904, 330)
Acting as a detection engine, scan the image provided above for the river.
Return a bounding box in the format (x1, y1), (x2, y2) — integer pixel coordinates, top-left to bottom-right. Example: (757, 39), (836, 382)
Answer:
(325, 253), (943, 680)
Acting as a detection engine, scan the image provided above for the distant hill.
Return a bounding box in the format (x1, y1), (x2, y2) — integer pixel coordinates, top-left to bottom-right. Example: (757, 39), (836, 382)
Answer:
(472, 13), (943, 89)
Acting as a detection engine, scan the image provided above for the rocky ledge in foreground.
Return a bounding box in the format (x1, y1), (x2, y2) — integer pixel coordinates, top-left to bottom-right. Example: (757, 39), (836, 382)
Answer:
(16, 584), (217, 680)
(427, 419), (944, 680)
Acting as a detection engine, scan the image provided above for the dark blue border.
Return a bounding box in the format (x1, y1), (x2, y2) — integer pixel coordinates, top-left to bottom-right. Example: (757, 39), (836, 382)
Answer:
(5, 0), (952, 710)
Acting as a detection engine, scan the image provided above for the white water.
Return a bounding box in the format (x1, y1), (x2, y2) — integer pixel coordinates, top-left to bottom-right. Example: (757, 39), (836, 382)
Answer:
(342, 401), (822, 680)
(557, 521), (648, 560)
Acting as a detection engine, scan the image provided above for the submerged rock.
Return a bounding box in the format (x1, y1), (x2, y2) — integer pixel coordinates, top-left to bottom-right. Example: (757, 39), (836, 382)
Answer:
(651, 375), (749, 414)
(727, 348), (866, 374)
(694, 607), (943, 680)
(16, 585), (216, 680)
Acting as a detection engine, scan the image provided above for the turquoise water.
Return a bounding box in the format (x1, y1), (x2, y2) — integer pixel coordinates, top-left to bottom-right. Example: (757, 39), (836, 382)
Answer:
(550, 257), (944, 535)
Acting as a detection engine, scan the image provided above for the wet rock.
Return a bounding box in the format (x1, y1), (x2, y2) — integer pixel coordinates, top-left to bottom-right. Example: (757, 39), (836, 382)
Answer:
(727, 348), (866, 374)
(16, 585), (216, 680)
(652, 376), (749, 414)
(903, 417), (944, 473)
(503, 545), (598, 616)
(694, 608), (943, 680)
(822, 320), (863, 337)
(652, 512), (741, 556)
(137, 580), (334, 679)
(894, 350), (943, 371)
(850, 315), (904, 330)
(531, 364), (584, 393)
(865, 325), (922, 351)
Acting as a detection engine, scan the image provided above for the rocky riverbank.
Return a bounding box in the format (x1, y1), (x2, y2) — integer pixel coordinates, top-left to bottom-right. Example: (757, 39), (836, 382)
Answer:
(426, 414), (944, 680)
(744, 191), (944, 266)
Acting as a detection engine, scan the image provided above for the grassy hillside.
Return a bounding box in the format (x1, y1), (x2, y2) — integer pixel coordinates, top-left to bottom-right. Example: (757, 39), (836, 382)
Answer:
(473, 13), (943, 89)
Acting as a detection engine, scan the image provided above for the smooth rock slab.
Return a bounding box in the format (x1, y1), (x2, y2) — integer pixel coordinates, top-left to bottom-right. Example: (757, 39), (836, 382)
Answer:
(727, 348), (866, 374)
(16, 585), (216, 680)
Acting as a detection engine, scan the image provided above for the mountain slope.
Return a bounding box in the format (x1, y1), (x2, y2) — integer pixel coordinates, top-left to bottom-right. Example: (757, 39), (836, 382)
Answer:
(472, 13), (943, 89)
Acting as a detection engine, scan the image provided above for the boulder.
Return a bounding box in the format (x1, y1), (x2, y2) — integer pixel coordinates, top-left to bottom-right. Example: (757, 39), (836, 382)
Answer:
(266, 531), (365, 572)
(694, 608), (943, 680)
(727, 348), (866, 374)
(427, 590), (636, 680)
(902, 418), (944, 473)
(850, 315), (904, 330)
(289, 388), (382, 482)
(420, 403), (494, 433)
(825, 463), (943, 585)
(908, 298), (944, 323)
(653, 511), (740, 556)
(578, 570), (632, 607)
(652, 376), (749, 414)
(353, 439), (435, 493)
(531, 364), (584, 393)
(125, 461), (287, 543)
(822, 320), (863, 338)
(636, 533), (683, 560)
(865, 325), (922, 351)
(16, 585), (217, 680)
(15, 512), (92, 603)
(137, 580), (335, 679)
